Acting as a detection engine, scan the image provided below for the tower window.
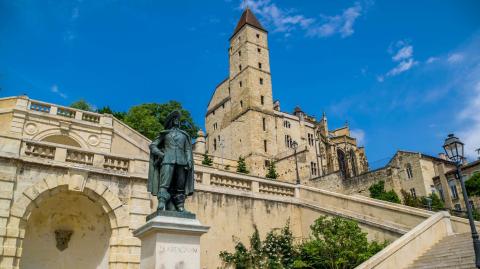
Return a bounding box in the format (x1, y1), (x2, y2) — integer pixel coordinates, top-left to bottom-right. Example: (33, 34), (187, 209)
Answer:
(262, 117), (266, 131)
(283, 121), (291, 128)
(264, 140), (267, 152)
(240, 101), (243, 108)
(285, 135), (293, 148)
(258, 62), (262, 69)
(261, 95), (264, 105)
(256, 33), (260, 38)
(410, 188), (417, 199)
(311, 162), (318, 176)
(239, 64), (242, 71)
(239, 81), (242, 87)
(213, 123), (218, 130)
(258, 48), (261, 53)
(308, 133), (314, 146)
(239, 51), (241, 56)
(259, 78), (263, 85)
(213, 139), (217, 151)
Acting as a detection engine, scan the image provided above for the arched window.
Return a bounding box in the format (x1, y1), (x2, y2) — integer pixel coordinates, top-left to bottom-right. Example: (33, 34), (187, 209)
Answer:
(350, 149), (357, 176)
(337, 149), (347, 178)
(42, 135), (81, 147)
(406, 163), (413, 179)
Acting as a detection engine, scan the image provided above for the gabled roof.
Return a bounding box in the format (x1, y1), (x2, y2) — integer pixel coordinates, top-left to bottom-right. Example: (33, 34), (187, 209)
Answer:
(230, 8), (267, 39)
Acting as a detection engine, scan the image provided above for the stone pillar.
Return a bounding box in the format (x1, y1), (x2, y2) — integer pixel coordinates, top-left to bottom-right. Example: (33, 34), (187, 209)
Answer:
(133, 212), (209, 269)
(193, 130), (206, 154)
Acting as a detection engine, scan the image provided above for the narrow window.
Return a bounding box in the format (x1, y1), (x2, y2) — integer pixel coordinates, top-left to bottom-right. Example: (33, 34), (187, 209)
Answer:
(256, 33), (260, 38)
(213, 139), (217, 151)
(258, 62), (262, 69)
(259, 78), (263, 85)
(311, 162), (317, 176)
(257, 48), (261, 53)
(240, 101), (243, 108)
(261, 95), (264, 105)
(406, 163), (413, 179)
(264, 140), (267, 152)
(410, 188), (417, 198)
(262, 117), (266, 131)
(239, 81), (242, 87)
(213, 110), (215, 115)
(238, 51), (241, 56)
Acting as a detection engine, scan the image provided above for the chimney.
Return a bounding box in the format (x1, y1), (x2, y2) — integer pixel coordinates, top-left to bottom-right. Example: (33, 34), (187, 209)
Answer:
(273, 100), (280, 111)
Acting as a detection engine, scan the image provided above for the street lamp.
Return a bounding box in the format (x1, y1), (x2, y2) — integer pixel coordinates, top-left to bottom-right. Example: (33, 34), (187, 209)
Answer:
(443, 134), (480, 268)
(292, 141), (300, 184)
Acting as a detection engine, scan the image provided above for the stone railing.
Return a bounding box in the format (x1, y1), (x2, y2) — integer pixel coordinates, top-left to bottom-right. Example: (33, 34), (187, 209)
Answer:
(194, 165), (297, 198)
(19, 139), (146, 176)
(27, 99), (110, 126)
(24, 141), (56, 159)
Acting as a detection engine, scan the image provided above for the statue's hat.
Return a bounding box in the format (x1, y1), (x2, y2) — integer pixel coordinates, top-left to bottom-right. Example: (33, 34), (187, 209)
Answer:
(164, 110), (181, 129)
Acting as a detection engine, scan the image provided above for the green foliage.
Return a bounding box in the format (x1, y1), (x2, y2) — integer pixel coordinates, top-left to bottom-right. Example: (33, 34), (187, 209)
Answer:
(401, 190), (423, 208)
(266, 161), (279, 179)
(369, 181), (401, 204)
(202, 154), (213, 166)
(220, 223), (298, 269)
(295, 216), (387, 269)
(420, 193), (445, 211)
(122, 101), (199, 140)
(220, 217), (387, 269)
(96, 106), (127, 121)
(237, 156), (249, 174)
(466, 173), (480, 197)
(70, 99), (93, 111)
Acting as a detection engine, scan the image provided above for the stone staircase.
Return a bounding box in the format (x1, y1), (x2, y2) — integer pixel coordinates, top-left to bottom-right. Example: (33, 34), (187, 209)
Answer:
(408, 233), (475, 269)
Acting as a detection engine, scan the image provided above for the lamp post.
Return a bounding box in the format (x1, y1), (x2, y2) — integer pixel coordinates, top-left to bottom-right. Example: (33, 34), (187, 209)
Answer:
(443, 134), (480, 268)
(292, 141), (300, 184)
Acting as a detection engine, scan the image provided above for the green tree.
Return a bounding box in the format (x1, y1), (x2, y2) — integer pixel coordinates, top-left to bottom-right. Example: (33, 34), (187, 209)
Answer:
(265, 161), (279, 179)
(466, 173), (480, 197)
(368, 181), (401, 204)
(421, 193), (445, 211)
(295, 216), (386, 269)
(96, 106), (127, 121)
(70, 99), (93, 111)
(220, 223), (297, 269)
(220, 217), (387, 269)
(202, 153), (213, 166)
(122, 101), (199, 140)
(401, 190), (423, 208)
(237, 156), (249, 174)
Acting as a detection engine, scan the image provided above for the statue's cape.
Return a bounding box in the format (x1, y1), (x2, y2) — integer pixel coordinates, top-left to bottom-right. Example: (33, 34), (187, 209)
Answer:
(147, 129), (195, 196)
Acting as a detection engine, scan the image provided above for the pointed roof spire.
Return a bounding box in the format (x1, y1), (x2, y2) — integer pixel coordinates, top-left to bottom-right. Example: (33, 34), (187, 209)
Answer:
(231, 8), (267, 39)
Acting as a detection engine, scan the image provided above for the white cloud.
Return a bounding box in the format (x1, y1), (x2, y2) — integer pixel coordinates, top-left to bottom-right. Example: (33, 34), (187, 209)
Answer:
(447, 53), (464, 64)
(241, 0), (368, 38)
(350, 129), (366, 145)
(459, 81), (480, 160)
(51, 84), (67, 99)
(426, 57), (438, 64)
(380, 40), (418, 80)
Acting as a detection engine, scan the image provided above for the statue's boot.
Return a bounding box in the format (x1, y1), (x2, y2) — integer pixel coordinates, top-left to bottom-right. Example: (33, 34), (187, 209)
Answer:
(157, 188), (170, 211)
(172, 194), (190, 213)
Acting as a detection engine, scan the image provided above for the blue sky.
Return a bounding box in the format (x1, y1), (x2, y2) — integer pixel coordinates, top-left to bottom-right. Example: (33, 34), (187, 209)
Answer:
(1, 0), (480, 167)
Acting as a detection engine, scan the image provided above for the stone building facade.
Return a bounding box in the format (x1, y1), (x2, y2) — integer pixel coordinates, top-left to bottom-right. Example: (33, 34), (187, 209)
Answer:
(203, 8), (368, 183)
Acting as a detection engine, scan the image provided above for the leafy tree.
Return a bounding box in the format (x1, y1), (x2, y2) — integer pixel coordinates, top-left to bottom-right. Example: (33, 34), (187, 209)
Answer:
(401, 190), (423, 208)
(70, 99), (93, 111)
(237, 156), (249, 174)
(96, 106), (127, 121)
(266, 161), (279, 179)
(420, 193), (445, 211)
(122, 101), (199, 140)
(220, 217), (387, 269)
(295, 216), (387, 269)
(466, 173), (480, 197)
(220, 223), (297, 269)
(369, 181), (401, 204)
(202, 153), (213, 166)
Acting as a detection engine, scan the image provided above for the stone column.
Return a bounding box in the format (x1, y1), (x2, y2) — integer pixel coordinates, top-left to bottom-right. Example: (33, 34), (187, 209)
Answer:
(133, 212), (209, 269)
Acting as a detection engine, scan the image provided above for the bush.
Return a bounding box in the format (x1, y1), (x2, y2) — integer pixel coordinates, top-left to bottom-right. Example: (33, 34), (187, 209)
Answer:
(237, 156), (249, 174)
(369, 181), (401, 204)
(201, 153), (213, 166)
(466, 173), (480, 197)
(265, 161), (279, 179)
(220, 216), (387, 269)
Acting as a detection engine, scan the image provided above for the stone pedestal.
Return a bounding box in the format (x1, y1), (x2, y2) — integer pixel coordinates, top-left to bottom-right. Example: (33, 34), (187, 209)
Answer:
(133, 211), (209, 269)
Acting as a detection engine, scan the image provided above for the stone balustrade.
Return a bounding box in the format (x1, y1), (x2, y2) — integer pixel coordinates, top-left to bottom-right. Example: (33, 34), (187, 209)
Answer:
(20, 139), (143, 176)
(27, 99), (109, 126)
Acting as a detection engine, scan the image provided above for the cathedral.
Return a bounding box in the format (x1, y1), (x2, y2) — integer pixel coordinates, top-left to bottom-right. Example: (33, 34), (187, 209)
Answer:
(204, 8), (369, 182)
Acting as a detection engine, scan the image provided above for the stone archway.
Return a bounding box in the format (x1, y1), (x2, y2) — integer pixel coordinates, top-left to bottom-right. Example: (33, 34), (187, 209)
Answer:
(5, 173), (138, 268)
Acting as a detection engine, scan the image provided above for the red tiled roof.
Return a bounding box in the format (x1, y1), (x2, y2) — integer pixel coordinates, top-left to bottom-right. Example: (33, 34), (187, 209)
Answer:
(231, 8), (266, 39)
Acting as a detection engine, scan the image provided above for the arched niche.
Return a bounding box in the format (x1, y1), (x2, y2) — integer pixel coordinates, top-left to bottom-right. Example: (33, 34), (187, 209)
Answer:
(41, 135), (81, 148)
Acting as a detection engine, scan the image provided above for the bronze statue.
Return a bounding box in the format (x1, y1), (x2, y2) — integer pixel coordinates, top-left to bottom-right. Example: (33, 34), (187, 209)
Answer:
(147, 110), (194, 213)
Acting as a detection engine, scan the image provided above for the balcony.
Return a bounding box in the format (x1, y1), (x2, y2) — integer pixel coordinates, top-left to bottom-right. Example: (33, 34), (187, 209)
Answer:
(28, 100), (108, 126)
